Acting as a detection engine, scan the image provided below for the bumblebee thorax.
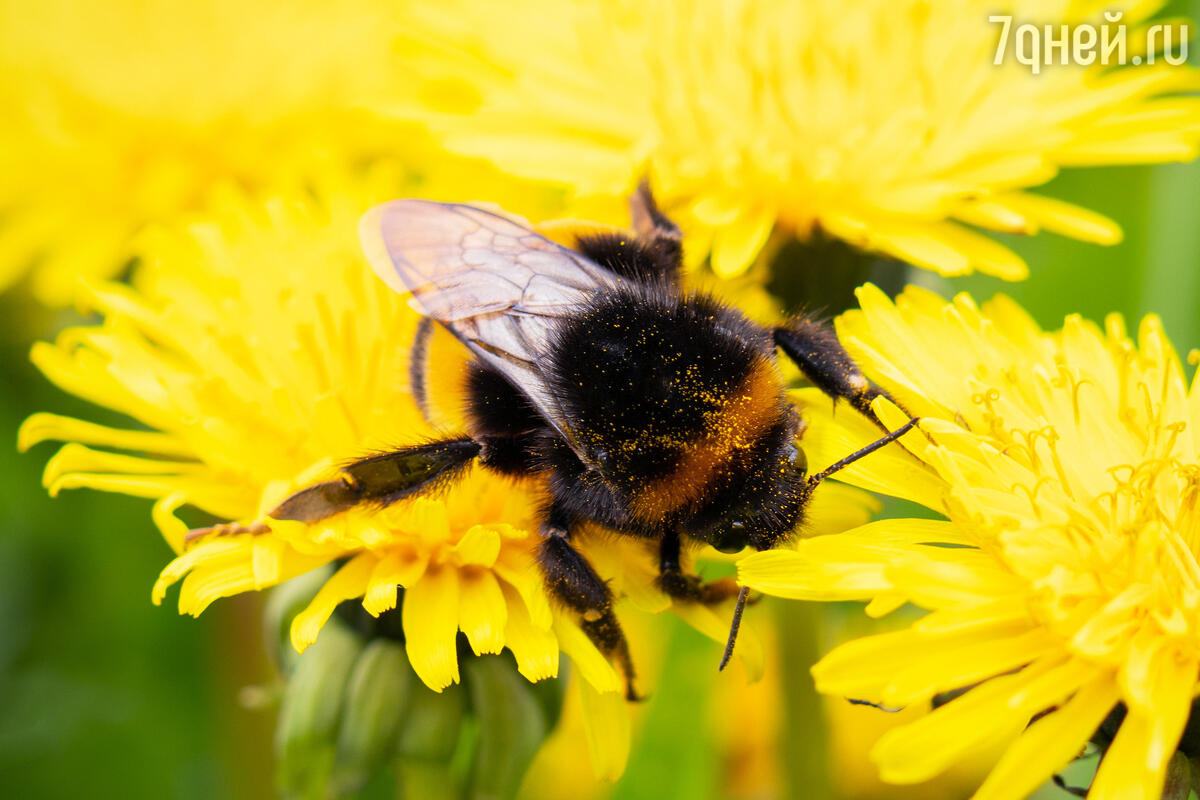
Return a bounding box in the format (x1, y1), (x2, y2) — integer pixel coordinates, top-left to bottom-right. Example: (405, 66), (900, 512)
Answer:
(549, 288), (785, 516)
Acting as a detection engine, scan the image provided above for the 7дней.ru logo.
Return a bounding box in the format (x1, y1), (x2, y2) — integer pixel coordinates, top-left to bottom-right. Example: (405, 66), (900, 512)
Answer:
(991, 11), (1188, 74)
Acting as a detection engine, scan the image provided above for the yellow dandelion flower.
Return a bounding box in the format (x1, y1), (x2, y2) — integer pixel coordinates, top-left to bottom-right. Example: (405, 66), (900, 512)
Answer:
(16, 183), (629, 776)
(388, 0), (1200, 279)
(0, 0), (418, 305)
(740, 283), (1200, 799)
(823, 612), (1011, 800)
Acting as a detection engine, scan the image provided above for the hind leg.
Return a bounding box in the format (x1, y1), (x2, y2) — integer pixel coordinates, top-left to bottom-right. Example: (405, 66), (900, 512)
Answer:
(268, 437), (482, 523)
(774, 314), (899, 419)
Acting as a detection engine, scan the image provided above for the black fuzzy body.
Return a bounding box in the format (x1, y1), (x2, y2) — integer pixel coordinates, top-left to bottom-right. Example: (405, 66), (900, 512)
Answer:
(442, 279), (808, 551)
(549, 287), (770, 482)
(536, 285), (805, 551)
(400, 228), (832, 556)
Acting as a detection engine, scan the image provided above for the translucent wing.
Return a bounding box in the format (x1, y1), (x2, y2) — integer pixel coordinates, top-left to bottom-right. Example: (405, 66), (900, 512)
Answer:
(360, 200), (620, 462)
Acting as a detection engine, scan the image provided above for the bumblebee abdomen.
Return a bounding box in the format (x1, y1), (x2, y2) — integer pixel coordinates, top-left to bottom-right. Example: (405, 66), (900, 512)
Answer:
(548, 288), (784, 517)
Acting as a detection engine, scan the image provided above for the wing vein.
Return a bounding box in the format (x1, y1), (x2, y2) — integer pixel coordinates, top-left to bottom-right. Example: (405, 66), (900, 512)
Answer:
(360, 198), (617, 465)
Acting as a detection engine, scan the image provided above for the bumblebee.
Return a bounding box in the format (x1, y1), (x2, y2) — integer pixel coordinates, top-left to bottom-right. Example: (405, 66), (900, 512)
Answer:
(266, 185), (913, 696)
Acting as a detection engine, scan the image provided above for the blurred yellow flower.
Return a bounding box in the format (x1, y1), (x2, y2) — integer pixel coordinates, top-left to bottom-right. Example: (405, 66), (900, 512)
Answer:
(741, 284), (1200, 799)
(388, 0), (1200, 279)
(708, 607), (997, 800)
(0, 0), (419, 305)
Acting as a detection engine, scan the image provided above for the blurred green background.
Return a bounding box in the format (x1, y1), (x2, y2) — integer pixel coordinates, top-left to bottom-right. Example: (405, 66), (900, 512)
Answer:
(4, 2), (1200, 796)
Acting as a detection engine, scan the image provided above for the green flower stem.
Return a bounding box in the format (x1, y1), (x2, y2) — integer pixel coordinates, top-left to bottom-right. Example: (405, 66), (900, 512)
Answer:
(775, 600), (833, 800)
(397, 760), (463, 800)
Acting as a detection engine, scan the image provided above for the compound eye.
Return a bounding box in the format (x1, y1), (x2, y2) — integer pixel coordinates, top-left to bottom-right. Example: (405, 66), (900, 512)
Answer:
(710, 520), (748, 554)
(785, 442), (807, 475)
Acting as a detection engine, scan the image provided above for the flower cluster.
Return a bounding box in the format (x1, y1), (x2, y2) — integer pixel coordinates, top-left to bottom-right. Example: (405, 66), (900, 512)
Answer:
(13, 1), (1200, 796)
(742, 284), (1200, 799)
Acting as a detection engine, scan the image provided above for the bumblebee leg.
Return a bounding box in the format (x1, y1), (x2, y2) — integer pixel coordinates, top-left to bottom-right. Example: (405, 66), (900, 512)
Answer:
(656, 529), (740, 605)
(538, 509), (640, 700)
(579, 609), (640, 701)
(408, 318), (435, 424)
(629, 179), (683, 272)
(773, 314), (898, 418)
(184, 521), (269, 545)
(269, 437), (482, 523)
(568, 179), (682, 287)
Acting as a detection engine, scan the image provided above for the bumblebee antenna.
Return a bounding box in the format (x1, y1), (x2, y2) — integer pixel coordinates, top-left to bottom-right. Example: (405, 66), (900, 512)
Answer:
(718, 585), (751, 671)
(806, 417), (920, 487)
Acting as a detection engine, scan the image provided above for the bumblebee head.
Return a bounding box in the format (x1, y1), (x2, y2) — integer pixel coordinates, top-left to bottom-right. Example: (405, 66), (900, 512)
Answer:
(713, 416), (920, 671)
(705, 439), (812, 672)
(695, 440), (811, 554)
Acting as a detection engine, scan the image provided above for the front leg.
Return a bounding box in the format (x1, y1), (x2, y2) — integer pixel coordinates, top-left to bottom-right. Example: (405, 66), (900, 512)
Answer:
(774, 314), (895, 419)
(537, 506), (640, 700)
(656, 529), (740, 605)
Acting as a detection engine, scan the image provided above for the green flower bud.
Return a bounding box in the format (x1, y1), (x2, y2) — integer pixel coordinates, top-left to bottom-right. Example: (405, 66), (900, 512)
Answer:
(464, 654), (561, 800)
(1165, 751), (1191, 800)
(395, 677), (468, 800)
(332, 639), (414, 794)
(395, 676), (467, 762)
(274, 620), (364, 799)
(526, 662), (568, 735)
(266, 592), (568, 800)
